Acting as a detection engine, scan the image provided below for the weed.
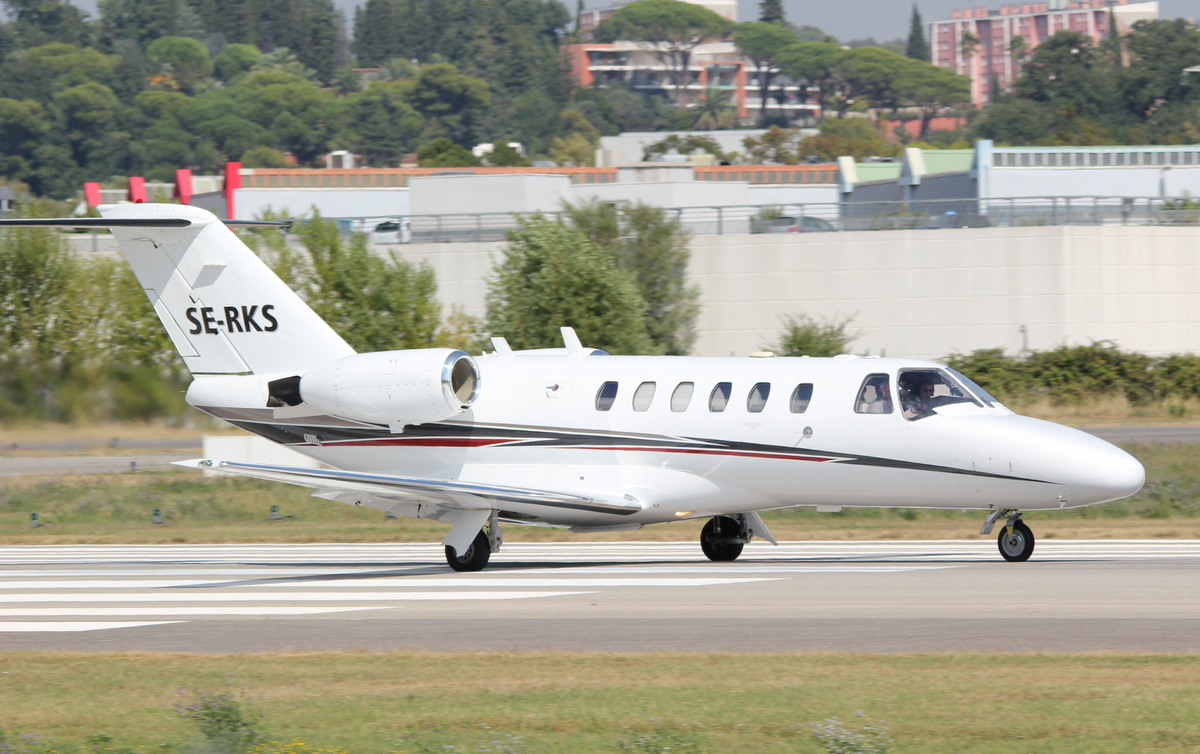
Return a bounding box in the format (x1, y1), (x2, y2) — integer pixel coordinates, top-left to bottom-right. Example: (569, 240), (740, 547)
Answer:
(175, 687), (267, 753)
(807, 713), (894, 754)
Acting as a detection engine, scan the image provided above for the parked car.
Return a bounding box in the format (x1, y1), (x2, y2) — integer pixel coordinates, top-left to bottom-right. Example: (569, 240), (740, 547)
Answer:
(763, 215), (837, 233)
(924, 211), (991, 229)
(370, 219), (411, 244)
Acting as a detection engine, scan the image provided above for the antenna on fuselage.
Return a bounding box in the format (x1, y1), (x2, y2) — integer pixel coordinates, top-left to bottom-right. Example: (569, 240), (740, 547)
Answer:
(561, 327), (585, 357)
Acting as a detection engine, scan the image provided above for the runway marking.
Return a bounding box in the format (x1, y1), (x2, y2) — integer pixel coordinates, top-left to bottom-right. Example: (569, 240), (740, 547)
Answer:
(0, 621), (182, 632)
(0, 607), (388, 617)
(0, 577), (780, 590)
(1, 591), (592, 604)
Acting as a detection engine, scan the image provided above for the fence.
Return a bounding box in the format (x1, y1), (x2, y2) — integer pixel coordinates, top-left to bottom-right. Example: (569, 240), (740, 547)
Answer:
(331, 196), (1200, 244)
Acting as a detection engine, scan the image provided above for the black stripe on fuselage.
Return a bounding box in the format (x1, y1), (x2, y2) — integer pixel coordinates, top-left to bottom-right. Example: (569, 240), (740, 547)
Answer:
(210, 414), (1054, 487)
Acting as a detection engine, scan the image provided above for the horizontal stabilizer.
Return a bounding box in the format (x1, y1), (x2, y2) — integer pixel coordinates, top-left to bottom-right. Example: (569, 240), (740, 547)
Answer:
(174, 459), (643, 517)
(0, 218), (193, 228)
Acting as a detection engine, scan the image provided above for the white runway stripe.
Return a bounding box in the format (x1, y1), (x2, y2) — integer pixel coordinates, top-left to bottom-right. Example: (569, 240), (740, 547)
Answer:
(0, 577), (779, 590)
(0, 607), (372, 617)
(0, 622), (181, 632)
(2, 591), (591, 604)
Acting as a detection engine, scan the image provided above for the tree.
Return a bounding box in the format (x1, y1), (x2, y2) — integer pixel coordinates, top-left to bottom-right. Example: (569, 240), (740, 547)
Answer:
(775, 41), (848, 117)
(417, 137), (480, 167)
(2, 0), (92, 49)
(563, 199), (699, 355)
(758, 0), (784, 25)
(796, 117), (897, 162)
(486, 214), (654, 354)
(892, 56), (971, 139)
(643, 133), (728, 161)
(336, 81), (423, 166)
(905, 5), (928, 62)
(146, 36), (212, 94)
(734, 21), (798, 122)
(213, 43), (262, 83)
(293, 213), (442, 351)
(403, 62), (491, 145)
(1014, 32), (1114, 122)
(688, 86), (736, 130)
(763, 313), (858, 357)
(598, 0), (733, 108)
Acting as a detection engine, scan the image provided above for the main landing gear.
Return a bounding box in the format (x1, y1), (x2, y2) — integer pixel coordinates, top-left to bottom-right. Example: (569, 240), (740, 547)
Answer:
(700, 513), (777, 562)
(445, 511), (502, 572)
(981, 509), (1035, 562)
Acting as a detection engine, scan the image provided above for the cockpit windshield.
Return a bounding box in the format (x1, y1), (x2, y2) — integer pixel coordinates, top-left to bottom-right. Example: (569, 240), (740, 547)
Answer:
(897, 368), (984, 421)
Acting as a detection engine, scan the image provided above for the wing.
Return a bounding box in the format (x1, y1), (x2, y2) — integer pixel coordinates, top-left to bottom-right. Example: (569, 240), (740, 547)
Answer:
(174, 459), (643, 522)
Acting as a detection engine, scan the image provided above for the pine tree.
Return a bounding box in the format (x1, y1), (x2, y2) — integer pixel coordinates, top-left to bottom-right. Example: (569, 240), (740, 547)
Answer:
(758, 0), (784, 25)
(906, 4), (929, 62)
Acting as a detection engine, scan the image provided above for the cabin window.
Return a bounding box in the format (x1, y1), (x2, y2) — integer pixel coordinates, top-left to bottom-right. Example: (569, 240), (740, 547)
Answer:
(898, 368), (984, 421)
(747, 382), (770, 413)
(670, 382), (694, 412)
(790, 383), (814, 413)
(595, 381), (618, 411)
(855, 373), (893, 414)
(632, 381), (656, 412)
(709, 382), (732, 412)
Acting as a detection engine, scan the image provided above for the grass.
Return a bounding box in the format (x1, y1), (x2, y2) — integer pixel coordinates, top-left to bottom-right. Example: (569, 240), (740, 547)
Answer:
(1, 652), (1198, 753)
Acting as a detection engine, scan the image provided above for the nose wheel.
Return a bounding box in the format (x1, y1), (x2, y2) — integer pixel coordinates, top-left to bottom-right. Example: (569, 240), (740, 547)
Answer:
(982, 509), (1035, 562)
(998, 520), (1035, 562)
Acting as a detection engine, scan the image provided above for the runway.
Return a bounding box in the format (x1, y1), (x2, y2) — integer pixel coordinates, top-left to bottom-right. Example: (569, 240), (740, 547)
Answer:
(2, 541), (1198, 653)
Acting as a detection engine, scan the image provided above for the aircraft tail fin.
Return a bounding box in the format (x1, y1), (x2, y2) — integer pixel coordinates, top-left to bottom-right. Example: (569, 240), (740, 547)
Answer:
(92, 203), (356, 376)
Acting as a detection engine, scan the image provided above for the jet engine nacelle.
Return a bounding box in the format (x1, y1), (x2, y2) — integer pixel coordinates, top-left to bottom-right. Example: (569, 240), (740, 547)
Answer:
(300, 348), (480, 430)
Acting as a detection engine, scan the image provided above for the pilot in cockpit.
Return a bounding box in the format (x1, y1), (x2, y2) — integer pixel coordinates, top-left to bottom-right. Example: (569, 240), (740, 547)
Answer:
(902, 376), (936, 420)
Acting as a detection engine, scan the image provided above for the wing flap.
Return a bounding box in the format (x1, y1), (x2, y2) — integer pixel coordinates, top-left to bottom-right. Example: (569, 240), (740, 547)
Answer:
(174, 459), (643, 516)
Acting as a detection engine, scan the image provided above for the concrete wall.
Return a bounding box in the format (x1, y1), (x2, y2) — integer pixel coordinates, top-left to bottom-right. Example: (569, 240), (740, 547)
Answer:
(988, 166), (1200, 198)
(237, 188), (409, 222)
(390, 225), (1200, 361)
(409, 174), (571, 215)
(687, 225), (1200, 360)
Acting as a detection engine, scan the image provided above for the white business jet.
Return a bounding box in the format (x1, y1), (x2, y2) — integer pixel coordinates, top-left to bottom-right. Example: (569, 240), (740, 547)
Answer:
(3, 204), (1145, 570)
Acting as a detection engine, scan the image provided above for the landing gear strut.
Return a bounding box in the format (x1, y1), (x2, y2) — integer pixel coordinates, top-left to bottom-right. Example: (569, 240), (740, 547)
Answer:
(982, 509), (1035, 562)
(445, 511), (502, 572)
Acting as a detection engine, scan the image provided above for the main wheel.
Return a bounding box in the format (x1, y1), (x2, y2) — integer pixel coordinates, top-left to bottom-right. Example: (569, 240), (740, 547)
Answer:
(446, 529), (491, 572)
(700, 516), (744, 562)
(997, 520), (1035, 562)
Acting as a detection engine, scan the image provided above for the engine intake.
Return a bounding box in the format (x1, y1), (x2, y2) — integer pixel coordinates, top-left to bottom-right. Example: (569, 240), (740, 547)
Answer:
(299, 348), (480, 430)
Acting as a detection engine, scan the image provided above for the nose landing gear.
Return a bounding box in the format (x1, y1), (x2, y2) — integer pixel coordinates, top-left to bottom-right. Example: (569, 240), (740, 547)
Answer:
(982, 509), (1035, 562)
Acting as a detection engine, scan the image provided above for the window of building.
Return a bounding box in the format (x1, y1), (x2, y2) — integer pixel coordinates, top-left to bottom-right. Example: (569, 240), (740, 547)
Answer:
(709, 382), (732, 412)
(670, 382), (694, 412)
(790, 383), (814, 413)
(632, 381), (656, 412)
(595, 381), (618, 411)
(747, 382), (771, 413)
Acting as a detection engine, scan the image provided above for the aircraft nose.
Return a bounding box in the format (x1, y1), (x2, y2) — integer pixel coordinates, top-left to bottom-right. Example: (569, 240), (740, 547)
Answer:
(1065, 440), (1145, 504)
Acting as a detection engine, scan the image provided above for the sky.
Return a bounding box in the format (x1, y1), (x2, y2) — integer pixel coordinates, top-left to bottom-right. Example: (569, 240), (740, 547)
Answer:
(37, 0), (1200, 46)
(739, 0), (1196, 45)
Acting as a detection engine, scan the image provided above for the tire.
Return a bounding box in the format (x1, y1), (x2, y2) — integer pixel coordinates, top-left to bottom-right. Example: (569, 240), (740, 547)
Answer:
(446, 529), (492, 572)
(700, 516), (745, 562)
(997, 520), (1035, 562)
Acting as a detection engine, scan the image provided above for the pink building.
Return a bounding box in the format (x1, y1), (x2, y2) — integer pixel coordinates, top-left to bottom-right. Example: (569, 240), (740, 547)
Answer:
(930, 1), (1158, 106)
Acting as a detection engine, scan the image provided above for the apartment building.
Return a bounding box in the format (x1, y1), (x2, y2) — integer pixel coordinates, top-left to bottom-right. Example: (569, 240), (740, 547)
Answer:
(929, 0), (1158, 106)
(565, 41), (820, 121)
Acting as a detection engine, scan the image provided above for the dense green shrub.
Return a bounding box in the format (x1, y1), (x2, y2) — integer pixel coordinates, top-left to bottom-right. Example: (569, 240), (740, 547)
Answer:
(947, 343), (1200, 407)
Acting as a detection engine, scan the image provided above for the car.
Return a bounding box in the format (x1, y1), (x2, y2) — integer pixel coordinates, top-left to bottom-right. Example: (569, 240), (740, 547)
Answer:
(370, 219), (411, 244)
(763, 215), (837, 233)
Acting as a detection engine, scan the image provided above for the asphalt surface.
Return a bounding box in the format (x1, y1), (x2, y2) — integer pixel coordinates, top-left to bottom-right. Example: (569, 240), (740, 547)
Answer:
(2, 540), (1198, 653)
